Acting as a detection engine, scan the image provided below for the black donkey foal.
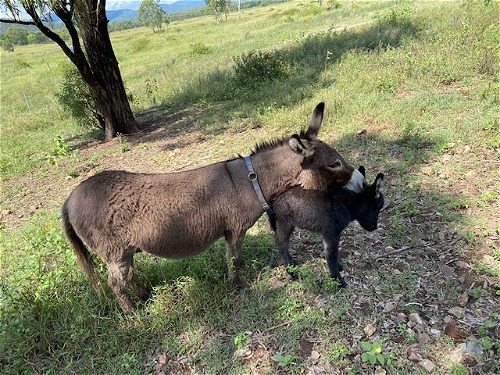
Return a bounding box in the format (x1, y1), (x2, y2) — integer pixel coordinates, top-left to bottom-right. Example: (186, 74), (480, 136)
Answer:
(269, 167), (385, 287)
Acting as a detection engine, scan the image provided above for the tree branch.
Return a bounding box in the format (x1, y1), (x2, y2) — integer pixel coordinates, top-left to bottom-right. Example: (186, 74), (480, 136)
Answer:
(0, 18), (36, 25)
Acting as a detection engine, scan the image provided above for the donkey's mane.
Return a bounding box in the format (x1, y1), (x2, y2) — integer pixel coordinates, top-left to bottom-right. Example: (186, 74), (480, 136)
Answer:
(250, 130), (309, 155)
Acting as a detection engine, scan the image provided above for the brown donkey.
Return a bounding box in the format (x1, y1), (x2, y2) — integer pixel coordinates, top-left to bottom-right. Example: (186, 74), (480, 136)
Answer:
(62, 102), (365, 311)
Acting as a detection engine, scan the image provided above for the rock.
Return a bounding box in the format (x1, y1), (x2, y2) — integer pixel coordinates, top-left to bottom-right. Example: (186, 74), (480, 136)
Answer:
(444, 321), (467, 340)
(408, 351), (423, 362)
(419, 359), (436, 373)
(409, 312), (424, 325)
(270, 280), (286, 290)
(428, 316), (441, 325)
(421, 166), (433, 176)
(447, 342), (483, 365)
(394, 312), (407, 324)
(407, 344), (423, 362)
(417, 332), (431, 345)
(364, 323), (376, 337)
(383, 302), (396, 313)
(310, 350), (321, 362)
(454, 260), (468, 269)
(430, 328), (441, 337)
(457, 293), (469, 307)
(448, 306), (465, 318)
(466, 341), (484, 357)
(374, 366), (386, 375)
(234, 347), (252, 358)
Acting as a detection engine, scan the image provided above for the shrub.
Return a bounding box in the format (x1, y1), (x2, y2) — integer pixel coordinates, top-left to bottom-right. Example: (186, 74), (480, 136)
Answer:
(233, 50), (290, 87)
(190, 42), (212, 55)
(55, 64), (104, 131)
(1, 39), (14, 52)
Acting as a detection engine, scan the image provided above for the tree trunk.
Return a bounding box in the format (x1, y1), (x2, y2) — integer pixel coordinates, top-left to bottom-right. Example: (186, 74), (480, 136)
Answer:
(75, 1), (140, 141)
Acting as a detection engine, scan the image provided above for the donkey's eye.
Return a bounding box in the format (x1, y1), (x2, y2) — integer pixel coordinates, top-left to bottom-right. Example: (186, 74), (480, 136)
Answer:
(328, 160), (342, 169)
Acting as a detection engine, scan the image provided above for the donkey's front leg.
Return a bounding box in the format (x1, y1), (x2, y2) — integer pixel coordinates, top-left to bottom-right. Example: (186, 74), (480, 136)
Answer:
(224, 231), (246, 289)
(323, 235), (347, 288)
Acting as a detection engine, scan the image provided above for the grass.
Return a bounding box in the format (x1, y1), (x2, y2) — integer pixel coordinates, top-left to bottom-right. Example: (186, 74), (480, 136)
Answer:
(1, 0), (499, 374)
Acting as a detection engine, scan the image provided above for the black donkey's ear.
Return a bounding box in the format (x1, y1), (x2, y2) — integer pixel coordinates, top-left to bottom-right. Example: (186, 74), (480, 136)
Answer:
(374, 173), (384, 198)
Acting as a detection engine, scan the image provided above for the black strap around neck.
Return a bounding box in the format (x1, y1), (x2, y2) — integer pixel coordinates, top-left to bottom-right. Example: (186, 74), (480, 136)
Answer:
(243, 156), (274, 218)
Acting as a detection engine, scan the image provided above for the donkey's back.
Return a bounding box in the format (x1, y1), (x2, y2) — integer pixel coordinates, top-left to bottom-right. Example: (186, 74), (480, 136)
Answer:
(65, 168), (242, 259)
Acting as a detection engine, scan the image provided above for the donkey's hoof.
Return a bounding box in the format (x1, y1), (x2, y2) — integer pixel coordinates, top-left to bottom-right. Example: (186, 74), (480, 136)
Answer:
(232, 278), (249, 291)
(286, 269), (299, 280)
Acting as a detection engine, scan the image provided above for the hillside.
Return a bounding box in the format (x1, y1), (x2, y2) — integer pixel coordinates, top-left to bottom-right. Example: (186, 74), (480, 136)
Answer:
(0, 1), (498, 374)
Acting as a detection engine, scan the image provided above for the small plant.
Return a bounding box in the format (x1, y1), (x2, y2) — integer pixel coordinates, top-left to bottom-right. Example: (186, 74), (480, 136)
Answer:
(130, 37), (150, 52)
(53, 135), (69, 157)
(467, 287), (485, 299)
(233, 50), (290, 87)
(276, 296), (306, 321)
(360, 341), (391, 366)
(321, 277), (342, 294)
(326, 342), (349, 363)
(45, 135), (70, 166)
(233, 331), (250, 349)
(144, 78), (159, 105)
(117, 134), (129, 153)
(190, 42), (212, 55)
(472, 259), (499, 278)
(272, 353), (297, 368)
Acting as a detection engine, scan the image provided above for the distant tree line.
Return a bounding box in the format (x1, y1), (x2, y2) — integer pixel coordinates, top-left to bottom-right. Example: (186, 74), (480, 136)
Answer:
(0, 0), (292, 51)
(0, 25), (51, 50)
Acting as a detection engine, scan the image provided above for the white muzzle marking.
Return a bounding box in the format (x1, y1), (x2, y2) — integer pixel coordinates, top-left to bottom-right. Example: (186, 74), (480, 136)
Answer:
(344, 169), (365, 193)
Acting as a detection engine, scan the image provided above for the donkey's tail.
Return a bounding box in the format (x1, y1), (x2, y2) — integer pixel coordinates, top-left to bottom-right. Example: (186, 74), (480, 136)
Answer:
(62, 200), (102, 294)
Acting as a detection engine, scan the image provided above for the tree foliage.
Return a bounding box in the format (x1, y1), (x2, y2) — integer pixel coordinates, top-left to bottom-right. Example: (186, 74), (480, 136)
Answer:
(205, 0), (230, 22)
(0, 0), (140, 141)
(138, 0), (167, 32)
(55, 64), (105, 131)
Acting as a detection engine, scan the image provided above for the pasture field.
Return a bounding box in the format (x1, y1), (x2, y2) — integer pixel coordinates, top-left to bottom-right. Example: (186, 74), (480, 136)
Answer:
(1, 0), (499, 374)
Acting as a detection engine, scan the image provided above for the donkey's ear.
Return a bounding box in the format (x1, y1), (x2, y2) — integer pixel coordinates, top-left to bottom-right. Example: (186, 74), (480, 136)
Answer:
(358, 165), (366, 177)
(289, 134), (315, 158)
(374, 173), (384, 198)
(305, 102), (325, 139)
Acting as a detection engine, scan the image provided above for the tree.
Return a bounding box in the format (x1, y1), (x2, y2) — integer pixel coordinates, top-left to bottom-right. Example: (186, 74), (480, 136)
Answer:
(0, 0), (140, 141)
(138, 0), (167, 33)
(205, 0), (230, 23)
(3, 26), (29, 45)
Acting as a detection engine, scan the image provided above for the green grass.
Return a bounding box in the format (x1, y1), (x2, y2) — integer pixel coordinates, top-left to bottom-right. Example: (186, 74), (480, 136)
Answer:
(1, 0), (499, 374)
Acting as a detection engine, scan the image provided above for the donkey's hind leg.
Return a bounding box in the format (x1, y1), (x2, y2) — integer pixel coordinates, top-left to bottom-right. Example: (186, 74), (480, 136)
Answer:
(127, 254), (150, 301)
(274, 221), (298, 279)
(323, 234), (347, 288)
(107, 257), (135, 312)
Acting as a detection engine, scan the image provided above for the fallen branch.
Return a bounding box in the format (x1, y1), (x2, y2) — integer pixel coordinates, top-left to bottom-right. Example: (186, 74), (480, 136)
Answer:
(376, 245), (411, 258)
